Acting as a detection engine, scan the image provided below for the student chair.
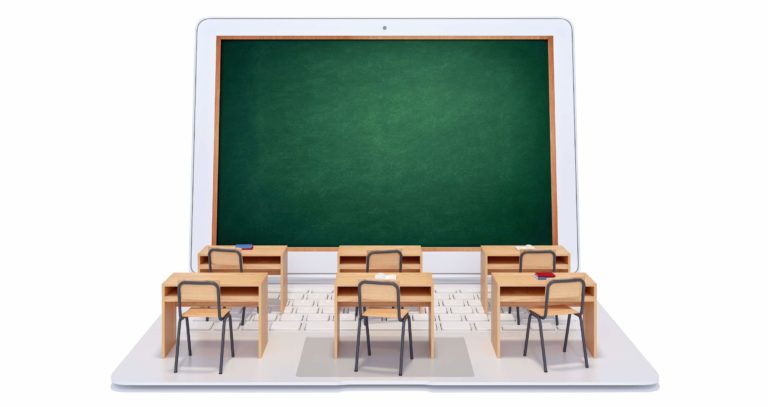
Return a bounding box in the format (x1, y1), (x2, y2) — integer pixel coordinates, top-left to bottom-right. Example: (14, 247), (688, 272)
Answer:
(365, 249), (404, 274)
(512, 250), (558, 325)
(174, 280), (235, 375)
(355, 250), (404, 318)
(208, 247), (248, 325)
(523, 278), (588, 373)
(354, 280), (413, 376)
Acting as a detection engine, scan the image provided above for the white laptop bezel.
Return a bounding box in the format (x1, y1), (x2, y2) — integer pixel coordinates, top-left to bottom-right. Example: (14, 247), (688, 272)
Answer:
(189, 18), (579, 273)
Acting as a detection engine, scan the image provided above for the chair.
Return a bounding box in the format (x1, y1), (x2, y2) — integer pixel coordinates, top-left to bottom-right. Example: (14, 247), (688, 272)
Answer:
(512, 250), (558, 325)
(208, 247), (248, 325)
(355, 250), (404, 318)
(354, 280), (413, 376)
(174, 280), (235, 375)
(523, 278), (588, 373)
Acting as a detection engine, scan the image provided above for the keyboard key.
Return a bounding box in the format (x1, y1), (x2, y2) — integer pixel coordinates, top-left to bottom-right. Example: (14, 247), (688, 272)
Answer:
(412, 321), (429, 330)
(340, 321), (359, 330)
(292, 299), (315, 307)
(411, 313), (429, 321)
(321, 307), (335, 314)
(268, 292), (280, 300)
(189, 320), (214, 331)
(465, 314), (489, 321)
(287, 293), (305, 300)
(500, 313), (516, 321)
(440, 321), (471, 331)
(452, 293), (475, 300)
(450, 306), (474, 314)
(267, 313), (278, 321)
(296, 306), (319, 314)
(435, 293), (453, 299)
(282, 306), (296, 314)
(271, 321), (302, 330)
(279, 314), (304, 321)
(438, 314), (462, 321)
(435, 287), (458, 293)
(306, 293), (327, 300)
(466, 299), (482, 307)
(317, 299), (334, 307)
(305, 321), (334, 331)
(339, 314), (356, 321)
(474, 321), (491, 331)
(311, 287), (334, 293)
(288, 287), (309, 293)
(434, 307), (447, 314)
(442, 299), (464, 306)
(369, 321), (404, 331)
(306, 314), (329, 321)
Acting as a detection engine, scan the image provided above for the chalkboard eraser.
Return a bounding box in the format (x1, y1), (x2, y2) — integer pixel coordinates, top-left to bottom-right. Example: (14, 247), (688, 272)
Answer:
(235, 243), (253, 250)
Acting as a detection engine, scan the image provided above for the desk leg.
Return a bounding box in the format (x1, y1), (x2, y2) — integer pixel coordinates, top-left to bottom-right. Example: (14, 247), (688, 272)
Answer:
(429, 296), (435, 358)
(333, 291), (340, 358)
(280, 254), (288, 312)
(584, 300), (598, 357)
(480, 263), (488, 313)
(162, 301), (176, 357)
(258, 283), (268, 358)
(491, 278), (501, 358)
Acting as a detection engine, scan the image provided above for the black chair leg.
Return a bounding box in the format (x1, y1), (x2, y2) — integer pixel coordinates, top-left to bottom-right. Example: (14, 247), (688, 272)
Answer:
(399, 319), (406, 376)
(556, 315), (559, 326)
(538, 316), (547, 373)
(229, 315), (235, 357)
(354, 307), (358, 318)
(241, 307), (246, 326)
(354, 315), (363, 372)
(523, 313), (532, 355)
(185, 317), (192, 356)
(517, 307), (521, 325)
(563, 314), (572, 352)
(407, 315), (413, 359)
(578, 315), (589, 368)
(365, 316), (371, 356)
(173, 318), (183, 373)
(219, 317), (226, 374)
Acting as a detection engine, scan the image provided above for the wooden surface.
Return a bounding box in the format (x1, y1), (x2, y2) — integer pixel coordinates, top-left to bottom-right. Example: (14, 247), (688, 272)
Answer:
(337, 245), (423, 273)
(161, 272), (269, 358)
(198, 245), (288, 312)
(333, 272), (434, 358)
(490, 272), (597, 358)
(480, 245), (571, 313)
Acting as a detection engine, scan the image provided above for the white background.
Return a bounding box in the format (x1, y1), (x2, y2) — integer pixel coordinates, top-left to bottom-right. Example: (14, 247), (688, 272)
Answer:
(1, 1), (767, 405)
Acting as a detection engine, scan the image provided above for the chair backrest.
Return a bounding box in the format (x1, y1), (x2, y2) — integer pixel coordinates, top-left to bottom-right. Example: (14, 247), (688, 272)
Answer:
(519, 249), (557, 273)
(542, 278), (586, 317)
(177, 280), (225, 320)
(357, 280), (405, 321)
(208, 247), (244, 273)
(365, 250), (403, 273)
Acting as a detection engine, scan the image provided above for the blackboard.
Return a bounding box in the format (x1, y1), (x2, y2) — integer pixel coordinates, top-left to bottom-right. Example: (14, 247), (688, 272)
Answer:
(214, 38), (556, 247)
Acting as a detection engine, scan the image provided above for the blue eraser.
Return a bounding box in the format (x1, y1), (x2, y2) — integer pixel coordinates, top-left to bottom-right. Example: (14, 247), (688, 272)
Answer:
(235, 243), (253, 250)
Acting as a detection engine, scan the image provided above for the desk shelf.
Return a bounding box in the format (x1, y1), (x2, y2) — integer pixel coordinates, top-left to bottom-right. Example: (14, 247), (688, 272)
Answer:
(337, 245), (422, 273)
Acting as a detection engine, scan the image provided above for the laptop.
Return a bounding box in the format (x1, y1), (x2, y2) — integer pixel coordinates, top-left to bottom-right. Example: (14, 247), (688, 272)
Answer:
(112, 18), (657, 388)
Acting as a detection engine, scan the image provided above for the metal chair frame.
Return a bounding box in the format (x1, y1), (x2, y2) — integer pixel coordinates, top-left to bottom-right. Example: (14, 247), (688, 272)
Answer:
(174, 280), (235, 375)
(354, 280), (413, 376)
(523, 278), (588, 373)
(356, 250), (404, 318)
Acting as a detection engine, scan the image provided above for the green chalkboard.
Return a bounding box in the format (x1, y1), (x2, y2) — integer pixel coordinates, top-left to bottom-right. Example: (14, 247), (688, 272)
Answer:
(216, 39), (554, 247)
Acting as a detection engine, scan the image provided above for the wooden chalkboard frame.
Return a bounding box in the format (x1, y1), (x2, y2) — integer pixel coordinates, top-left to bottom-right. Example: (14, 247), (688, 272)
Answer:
(211, 36), (558, 251)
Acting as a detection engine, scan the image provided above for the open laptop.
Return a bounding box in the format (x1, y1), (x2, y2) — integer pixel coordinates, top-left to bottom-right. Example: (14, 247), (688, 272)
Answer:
(112, 18), (657, 388)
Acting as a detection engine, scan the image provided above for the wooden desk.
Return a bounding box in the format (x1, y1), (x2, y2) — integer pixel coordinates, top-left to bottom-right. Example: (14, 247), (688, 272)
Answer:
(198, 245), (288, 312)
(334, 272), (435, 358)
(161, 272), (269, 358)
(337, 245), (422, 273)
(480, 245), (571, 313)
(490, 272), (597, 358)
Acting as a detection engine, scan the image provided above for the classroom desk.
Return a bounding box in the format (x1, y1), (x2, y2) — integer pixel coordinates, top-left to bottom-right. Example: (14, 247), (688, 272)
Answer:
(333, 272), (435, 359)
(490, 272), (597, 358)
(161, 272), (269, 358)
(481, 245), (571, 313)
(198, 245), (288, 312)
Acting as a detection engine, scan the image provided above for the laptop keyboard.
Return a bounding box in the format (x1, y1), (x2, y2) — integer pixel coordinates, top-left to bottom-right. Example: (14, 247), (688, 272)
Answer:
(192, 285), (564, 332)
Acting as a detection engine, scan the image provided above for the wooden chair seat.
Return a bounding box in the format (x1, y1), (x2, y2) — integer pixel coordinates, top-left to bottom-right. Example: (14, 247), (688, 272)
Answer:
(363, 308), (409, 319)
(529, 305), (577, 317)
(183, 307), (230, 319)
